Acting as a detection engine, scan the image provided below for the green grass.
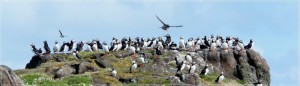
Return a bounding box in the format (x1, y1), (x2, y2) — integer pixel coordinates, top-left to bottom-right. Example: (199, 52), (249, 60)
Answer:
(19, 73), (91, 86)
(236, 79), (246, 85)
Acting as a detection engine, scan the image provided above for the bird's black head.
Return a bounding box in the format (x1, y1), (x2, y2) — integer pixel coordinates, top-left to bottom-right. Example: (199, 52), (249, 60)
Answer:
(43, 41), (47, 44)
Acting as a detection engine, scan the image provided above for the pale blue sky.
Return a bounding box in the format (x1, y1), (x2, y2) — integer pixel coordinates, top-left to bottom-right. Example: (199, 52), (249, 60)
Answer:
(1, 0), (299, 85)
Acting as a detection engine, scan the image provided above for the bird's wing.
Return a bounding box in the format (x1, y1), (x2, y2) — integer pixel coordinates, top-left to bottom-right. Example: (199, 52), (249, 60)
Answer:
(156, 15), (166, 25)
(59, 29), (63, 36)
(169, 25), (183, 27)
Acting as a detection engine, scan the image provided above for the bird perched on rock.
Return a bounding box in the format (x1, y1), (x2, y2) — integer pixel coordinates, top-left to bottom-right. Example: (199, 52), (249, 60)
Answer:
(200, 64), (209, 75)
(43, 41), (51, 54)
(179, 36), (185, 49)
(244, 39), (254, 50)
(53, 41), (60, 54)
(111, 68), (117, 77)
(177, 60), (186, 72)
(130, 61), (137, 73)
(189, 62), (197, 73)
(72, 51), (81, 60)
(102, 41), (109, 55)
(215, 72), (224, 84)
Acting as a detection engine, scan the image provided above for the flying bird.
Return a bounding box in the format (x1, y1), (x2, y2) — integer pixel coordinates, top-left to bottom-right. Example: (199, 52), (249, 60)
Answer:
(59, 29), (67, 38)
(156, 15), (182, 31)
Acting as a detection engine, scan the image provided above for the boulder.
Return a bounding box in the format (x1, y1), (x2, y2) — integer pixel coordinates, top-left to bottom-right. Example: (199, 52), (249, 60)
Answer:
(181, 73), (202, 85)
(25, 55), (53, 69)
(94, 58), (112, 68)
(53, 65), (75, 79)
(71, 62), (99, 74)
(0, 65), (24, 86)
(219, 50), (237, 78)
(247, 49), (270, 85)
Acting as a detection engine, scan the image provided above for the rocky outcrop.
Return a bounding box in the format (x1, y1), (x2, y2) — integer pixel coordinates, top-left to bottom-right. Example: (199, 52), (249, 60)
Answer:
(54, 65), (75, 79)
(0, 65), (24, 86)
(25, 55), (53, 69)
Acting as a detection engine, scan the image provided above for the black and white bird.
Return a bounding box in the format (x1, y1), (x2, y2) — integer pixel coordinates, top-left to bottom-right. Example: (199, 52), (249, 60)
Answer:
(31, 44), (42, 55)
(86, 42), (93, 52)
(185, 53), (193, 63)
(189, 62), (197, 73)
(76, 41), (85, 52)
(102, 42), (109, 54)
(179, 36), (185, 49)
(110, 68), (117, 77)
(43, 41), (51, 54)
(130, 61), (137, 73)
(96, 40), (103, 50)
(72, 51), (81, 60)
(53, 41), (60, 53)
(177, 61), (186, 72)
(169, 42), (177, 50)
(92, 40), (98, 52)
(200, 64), (209, 75)
(59, 41), (69, 52)
(254, 79), (262, 86)
(59, 29), (67, 38)
(215, 72), (225, 84)
(164, 34), (172, 47)
(244, 39), (254, 50)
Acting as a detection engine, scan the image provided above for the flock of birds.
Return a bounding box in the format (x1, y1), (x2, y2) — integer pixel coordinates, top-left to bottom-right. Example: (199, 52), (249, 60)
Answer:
(30, 34), (258, 85)
(29, 15), (262, 85)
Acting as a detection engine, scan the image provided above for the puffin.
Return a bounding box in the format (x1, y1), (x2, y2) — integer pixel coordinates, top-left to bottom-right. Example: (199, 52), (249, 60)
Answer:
(130, 61), (137, 73)
(179, 36), (185, 49)
(188, 62), (197, 73)
(238, 40), (245, 50)
(244, 39), (254, 50)
(110, 68), (117, 77)
(71, 40), (77, 52)
(76, 41), (85, 52)
(177, 61), (186, 72)
(59, 41), (68, 52)
(210, 40), (217, 50)
(164, 34), (172, 47)
(72, 51), (81, 60)
(155, 46), (162, 58)
(200, 64), (209, 75)
(86, 42), (93, 52)
(169, 42), (177, 50)
(31, 44), (42, 55)
(53, 41), (60, 53)
(92, 40), (98, 52)
(43, 41), (51, 54)
(102, 42), (109, 54)
(185, 53), (193, 63)
(96, 40), (103, 50)
(221, 39), (228, 50)
(215, 72), (225, 84)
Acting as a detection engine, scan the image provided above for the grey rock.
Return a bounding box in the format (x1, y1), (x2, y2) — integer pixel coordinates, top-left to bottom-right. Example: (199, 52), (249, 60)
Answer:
(0, 65), (24, 86)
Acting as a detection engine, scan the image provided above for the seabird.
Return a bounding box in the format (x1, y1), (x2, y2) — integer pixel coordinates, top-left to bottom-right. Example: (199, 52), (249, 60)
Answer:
(31, 44), (42, 55)
(43, 41), (51, 54)
(221, 39), (228, 50)
(76, 41), (85, 52)
(177, 61), (186, 72)
(164, 34), (172, 47)
(169, 42), (177, 50)
(130, 61), (137, 73)
(179, 36), (185, 49)
(59, 29), (67, 38)
(215, 72), (225, 84)
(72, 51), (81, 60)
(59, 41), (68, 52)
(200, 64), (209, 75)
(210, 40), (217, 50)
(111, 68), (117, 77)
(238, 40), (245, 50)
(86, 42), (93, 52)
(156, 15), (182, 31)
(92, 39), (98, 51)
(189, 62), (197, 73)
(185, 53), (193, 63)
(244, 39), (254, 50)
(96, 40), (103, 50)
(102, 42), (109, 54)
(53, 41), (60, 53)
